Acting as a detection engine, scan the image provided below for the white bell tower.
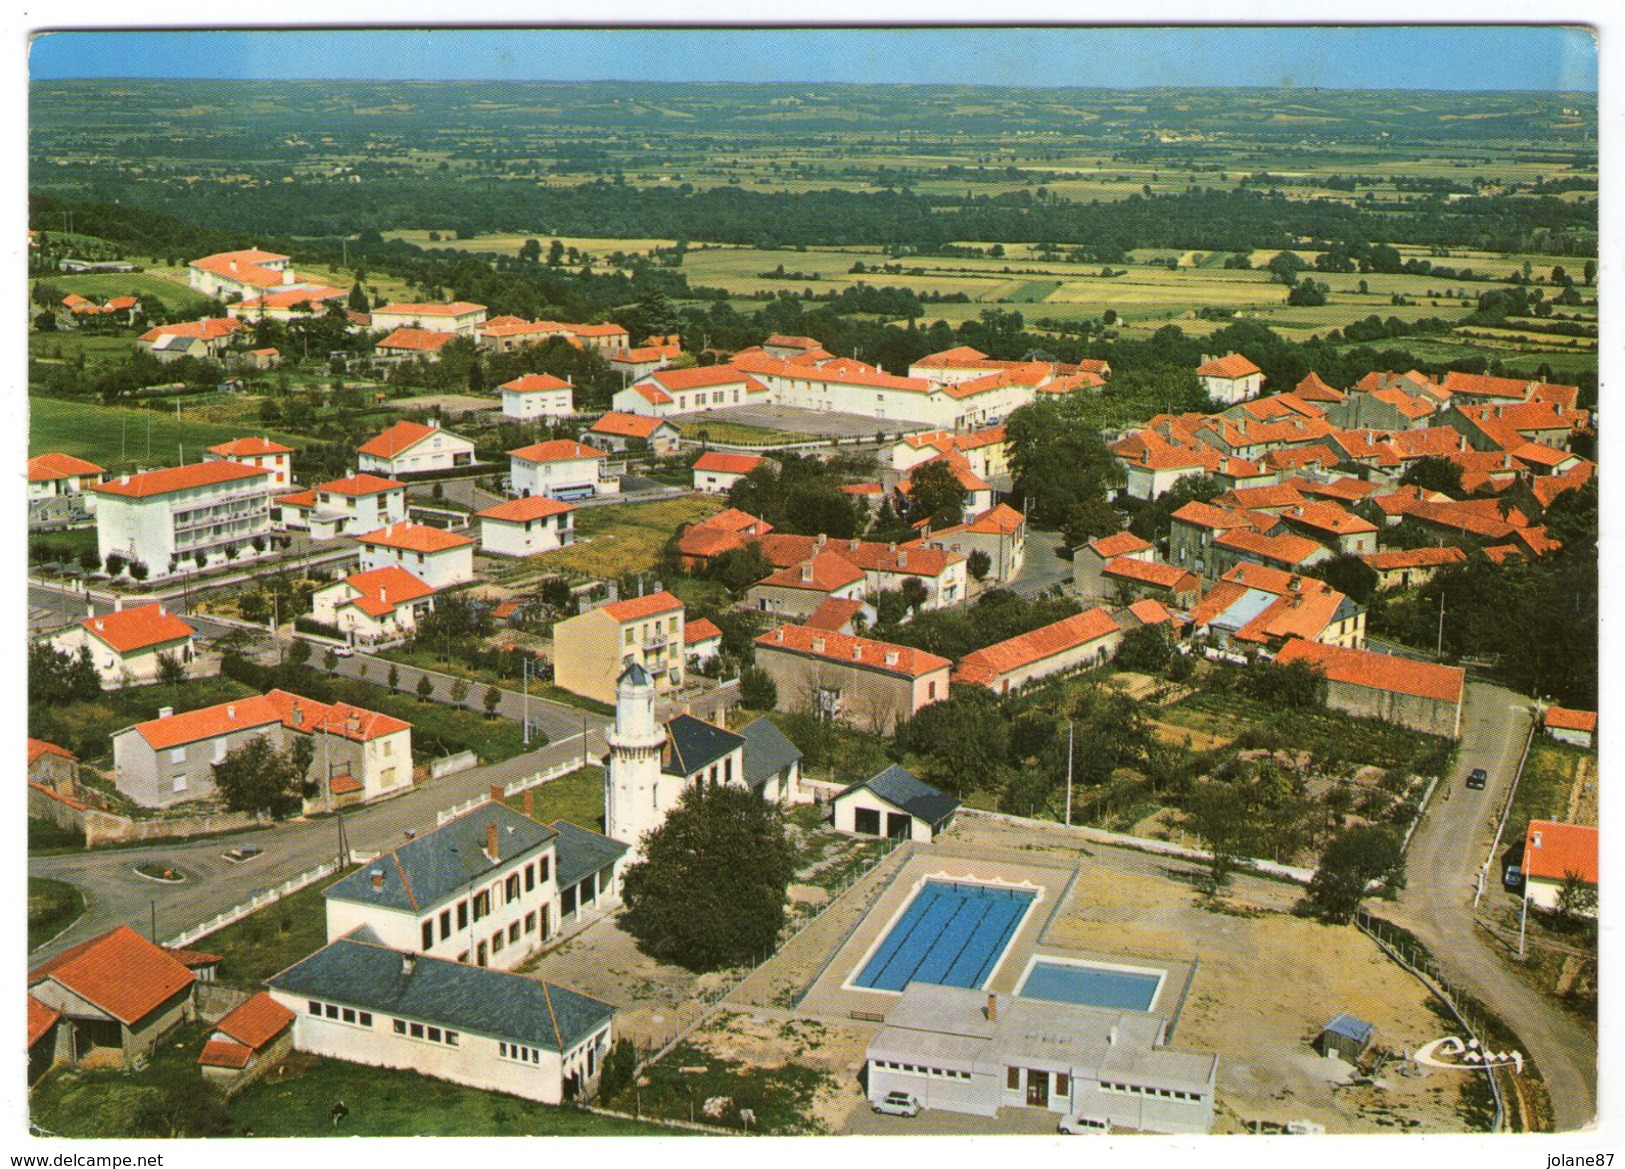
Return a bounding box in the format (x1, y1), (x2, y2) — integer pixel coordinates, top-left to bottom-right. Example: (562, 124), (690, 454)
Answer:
(604, 661), (668, 861)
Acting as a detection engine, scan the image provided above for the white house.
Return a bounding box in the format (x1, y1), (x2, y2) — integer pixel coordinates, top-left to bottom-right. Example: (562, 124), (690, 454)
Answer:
(28, 453), (104, 521)
(499, 374), (575, 421)
(369, 301), (489, 338)
(584, 412), (682, 457)
(1196, 353), (1265, 406)
(289, 473), (410, 540)
(311, 565), (437, 646)
(477, 496), (576, 558)
(831, 765), (960, 843)
(1521, 819), (1597, 915)
(187, 249), (294, 299)
(615, 365), (767, 417)
(355, 522), (475, 590)
(692, 451), (763, 494)
(682, 617), (724, 668)
(92, 461), (275, 578)
(47, 602), (197, 689)
(508, 439), (620, 502)
(268, 932), (615, 1105)
(203, 437), (294, 488)
(357, 420), (477, 477)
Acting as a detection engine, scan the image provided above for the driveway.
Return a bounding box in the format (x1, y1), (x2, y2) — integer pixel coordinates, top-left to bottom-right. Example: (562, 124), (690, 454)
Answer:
(1389, 681), (1596, 1132)
(1005, 528), (1071, 598)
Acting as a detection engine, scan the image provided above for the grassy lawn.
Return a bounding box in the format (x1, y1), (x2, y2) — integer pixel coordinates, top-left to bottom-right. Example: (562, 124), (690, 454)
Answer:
(29, 329), (138, 369)
(501, 766), (606, 833)
(370, 644), (612, 720)
(189, 867), (354, 988)
(29, 675), (260, 768)
(28, 526), (98, 566)
(230, 1054), (675, 1137)
(537, 494), (726, 580)
(28, 395), (309, 474)
(28, 877), (84, 950)
(1508, 740), (1591, 844)
(673, 418), (816, 445)
(55, 271), (214, 314)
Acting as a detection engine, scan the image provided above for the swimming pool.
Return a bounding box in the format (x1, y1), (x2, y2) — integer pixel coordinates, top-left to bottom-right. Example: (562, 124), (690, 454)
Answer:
(1016, 957), (1164, 1011)
(850, 880), (1037, 992)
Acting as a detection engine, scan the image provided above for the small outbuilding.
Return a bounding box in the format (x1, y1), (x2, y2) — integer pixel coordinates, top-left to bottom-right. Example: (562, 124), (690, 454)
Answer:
(832, 764), (960, 843)
(1316, 1013), (1375, 1062)
(1543, 706), (1596, 750)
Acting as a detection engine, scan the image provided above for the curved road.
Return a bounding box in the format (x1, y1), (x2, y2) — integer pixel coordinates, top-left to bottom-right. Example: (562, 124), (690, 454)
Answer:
(1392, 680), (1596, 1132)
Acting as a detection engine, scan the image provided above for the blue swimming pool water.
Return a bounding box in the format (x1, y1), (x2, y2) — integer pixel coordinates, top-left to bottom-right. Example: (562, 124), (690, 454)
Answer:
(1018, 960), (1161, 1011)
(852, 880), (1036, 992)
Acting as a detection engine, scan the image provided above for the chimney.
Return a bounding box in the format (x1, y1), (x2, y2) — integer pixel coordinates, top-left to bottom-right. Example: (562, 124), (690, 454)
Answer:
(291, 700), (304, 726)
(402, 955), (416, 977)
(817, 533), (827, 549)
(157, 603), (166, 617)
(486, 821), (499, 862)
(986, 993), (997, 1022)
(227, 704), (236, 719)
(379, 586), (387, 605)
(1288, 576), (1301, 593)
(94, 618), (104, 632)
(852, 644), (863, 661)
(158, 706), (174, 719)
(114, 596), (124, 613)
(811, 637), (826, 654)
(897, 550), (907, 568)
(229, 260), (238, 272)
(884, 651), (900, 666)
(1532, 831), (1543, 850)
(523, 789), (535, 818)
(347, 713), (361, 735)
(370, 869), (384, 891)
(850, 538), (861, 551)
(775, 628), (785, 644)
(490, 783), (504, 803)
(801, 562), (814, 583)
(1108, 1025), (1119, 1047)
(87, 600), (96, 619)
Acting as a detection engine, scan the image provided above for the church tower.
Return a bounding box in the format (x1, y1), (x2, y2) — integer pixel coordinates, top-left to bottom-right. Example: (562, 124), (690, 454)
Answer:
(604, 661), (668, 861)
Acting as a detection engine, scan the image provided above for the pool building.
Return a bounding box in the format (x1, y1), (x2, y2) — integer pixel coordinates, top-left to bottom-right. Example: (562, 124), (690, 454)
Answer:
(865, 984), (1217, 1134)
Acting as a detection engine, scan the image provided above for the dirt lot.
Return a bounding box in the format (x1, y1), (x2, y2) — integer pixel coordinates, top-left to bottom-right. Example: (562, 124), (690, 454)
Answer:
(683, 1010), (876, 1133)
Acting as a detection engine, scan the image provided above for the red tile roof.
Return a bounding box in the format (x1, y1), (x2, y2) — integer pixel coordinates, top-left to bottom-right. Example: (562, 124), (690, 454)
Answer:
(683, 617), (723, 646)
(80, 603), (195, 654)
(1104, 557), (1199, 592)
(646, 365), (758, 391)
(1196, 353), (1261, 380)
(335, 565), (436, 614)
(955, 608), (1121, 683)
(757, 552), (867, 593)
(138, 317), (245, 343)
(568, 322), (628, 338)
(1128, 598), (1178, 627)
(1280, 501), (1380, 536)
(694, 451), (763, 476)
(1088, 531), (1153, 559)
(1273, 639), (1464, 704)
(509, 439), (606, 463)
(1360, 547), (1468, 572)
(130, 689), (410, 751)
(1216, 528), (1325, 567)
(590, 411), (670, 439)
(1171, 500), (1257, 532)
(357, 420), (446, 458)
(912, 345), (989, 368)
(28, 738), (76, 765)
(28, 452), (104, 482)
(317, 473), (406, 498)
(93, 460), (269, 498)
(756, 624), (951, 678)
(630, 383), (674, 406)
(376, 327), (456, 353)
(1522, 820), (1597, 885)
(375, 300), (485, 317)
(764, 334), (824, 350)
(803, 597), (866, 632)
(478, 495), (575, 523)
(1294, 372), (1345, 402)
(356, 521), (474, 553)
(600, 591), (684, 623)
(500, 373), (572, 393)
(28, 995), (60, 1047)
(277, 489), (318, 508)
(198, 1039), (254, 1069)
(28, 926), (195, 1025)
(208, 436), (293, 459)
(1440, 371), (1539, 400)
(1544, 706), (1597, 734)
(213, 991), (296, 1050)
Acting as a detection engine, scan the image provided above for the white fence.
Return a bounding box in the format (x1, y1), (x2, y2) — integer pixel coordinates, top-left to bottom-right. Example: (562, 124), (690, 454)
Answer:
(432, 756), (585, 826)
(164, 858), (343, 949)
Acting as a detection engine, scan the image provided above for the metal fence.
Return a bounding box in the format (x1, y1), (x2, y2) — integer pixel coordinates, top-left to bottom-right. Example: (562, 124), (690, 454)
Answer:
(165, 857), (344, 949)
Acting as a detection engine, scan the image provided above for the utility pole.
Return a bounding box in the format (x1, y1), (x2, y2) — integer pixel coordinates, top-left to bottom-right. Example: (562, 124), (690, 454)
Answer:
(1436, 592), (1446, 660)
(1065, 721), (1074, 828)
(1517, 888), (1528, 958)
(582, 712), (588, 770)
(149, 899), (157, 943)
(522, 657), (531, 746)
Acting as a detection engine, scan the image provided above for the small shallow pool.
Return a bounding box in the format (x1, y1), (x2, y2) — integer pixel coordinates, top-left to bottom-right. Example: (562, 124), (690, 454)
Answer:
(1017, 958), (1163, 1011)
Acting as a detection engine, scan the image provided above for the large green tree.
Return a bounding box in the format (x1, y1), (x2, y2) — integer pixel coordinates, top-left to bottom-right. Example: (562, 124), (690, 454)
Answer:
(906, 459), (969, 530)
(1303, 825), (1405, 922)
(620, 783), (799, 971)
(212, 735), (307, 817)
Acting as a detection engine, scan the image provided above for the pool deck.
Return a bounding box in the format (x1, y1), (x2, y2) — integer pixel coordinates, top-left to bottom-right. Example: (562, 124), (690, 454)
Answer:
(797, 840), (1195, 1031)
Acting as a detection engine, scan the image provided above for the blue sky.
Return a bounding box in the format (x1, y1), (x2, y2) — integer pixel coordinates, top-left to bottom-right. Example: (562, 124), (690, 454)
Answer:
(28, 26), (1598, 91)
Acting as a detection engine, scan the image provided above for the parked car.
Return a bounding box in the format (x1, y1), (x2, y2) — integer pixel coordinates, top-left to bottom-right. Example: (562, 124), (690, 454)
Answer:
(1058, 1114), (1112, 1135)
(871, 1091), (921, 1117)
(1466, 768), (1488, 790)
(331, 643), (354, 658)
(1503, 864), (1524, 891)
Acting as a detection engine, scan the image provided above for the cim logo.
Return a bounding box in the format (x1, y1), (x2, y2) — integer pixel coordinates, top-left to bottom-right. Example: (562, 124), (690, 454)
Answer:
(1413, 1035), (1524, 1075)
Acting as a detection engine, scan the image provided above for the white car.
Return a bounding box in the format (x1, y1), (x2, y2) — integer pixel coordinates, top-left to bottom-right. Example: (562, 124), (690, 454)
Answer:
(1057, 1114), (1112, 1135)
(331, 643), (354, 658)
(871, 1091), (921, 1117)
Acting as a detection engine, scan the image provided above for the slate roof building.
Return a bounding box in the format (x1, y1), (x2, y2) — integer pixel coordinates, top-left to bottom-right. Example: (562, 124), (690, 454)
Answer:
(832, 764), (960, 843)
(739, 716), (804, 804)
(267, 929), (615, 1105)
(1316, 1013), (1376, 1062)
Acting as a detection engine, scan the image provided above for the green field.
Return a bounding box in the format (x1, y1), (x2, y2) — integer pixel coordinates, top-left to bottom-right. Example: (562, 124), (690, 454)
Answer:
(28, 877), (83, 950)
(501, 766), (606, 833)
(502, 494), (726, 582)
(186, 867), (354, 988)
(28, 395), (308, 473)
(54, 271), (213, 314)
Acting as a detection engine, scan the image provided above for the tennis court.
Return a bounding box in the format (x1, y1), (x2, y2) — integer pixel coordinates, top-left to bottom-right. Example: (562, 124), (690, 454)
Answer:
(850, 880), (1037, 992)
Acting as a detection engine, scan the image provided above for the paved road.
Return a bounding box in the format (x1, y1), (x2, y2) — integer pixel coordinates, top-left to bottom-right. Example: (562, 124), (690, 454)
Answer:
(1389, 681), (1596, 1132)
(28, 727), (609, 966)
(1005, 528), (1072, 598)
